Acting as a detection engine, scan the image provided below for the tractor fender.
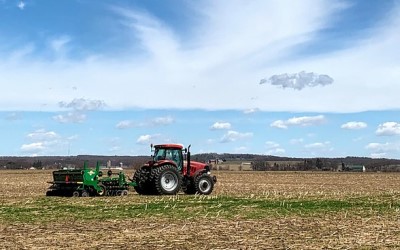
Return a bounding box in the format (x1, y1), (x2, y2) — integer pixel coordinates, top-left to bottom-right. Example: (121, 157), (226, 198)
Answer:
(192, 166), (211, 180)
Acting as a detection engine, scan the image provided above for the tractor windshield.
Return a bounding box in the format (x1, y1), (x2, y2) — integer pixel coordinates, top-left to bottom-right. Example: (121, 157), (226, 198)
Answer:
(154, 148), (183, 170)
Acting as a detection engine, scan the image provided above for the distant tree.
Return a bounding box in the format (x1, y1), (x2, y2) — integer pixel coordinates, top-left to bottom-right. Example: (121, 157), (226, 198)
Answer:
(316, 158), (323, 170)
(252, 160), (266, 171)
(32, 160), (42, 169)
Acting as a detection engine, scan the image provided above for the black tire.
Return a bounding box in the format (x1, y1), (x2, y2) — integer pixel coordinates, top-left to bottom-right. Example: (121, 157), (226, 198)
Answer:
(46, 190), (55, 196)
(182, 178), (196, 194)
(133, 167), (155, 195)
(194, 173), (214, 195)
(121, 190), (128, 196)
(97, 184), (106, 196)
(72, 191), (80, 197)
(152, 164), (182, 195)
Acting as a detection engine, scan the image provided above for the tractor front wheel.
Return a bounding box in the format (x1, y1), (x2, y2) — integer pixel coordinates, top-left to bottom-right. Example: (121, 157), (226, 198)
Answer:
(182, 178), (196, 194)
(194, 173), (214, 195)
(152, 164), (182, 195)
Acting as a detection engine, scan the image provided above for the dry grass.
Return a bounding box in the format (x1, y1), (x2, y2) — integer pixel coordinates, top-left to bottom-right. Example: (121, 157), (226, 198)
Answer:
(0, 170), (400, 249)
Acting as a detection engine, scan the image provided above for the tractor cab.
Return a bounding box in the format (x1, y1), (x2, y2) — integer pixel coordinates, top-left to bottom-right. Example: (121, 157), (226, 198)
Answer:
(152, 144), (184, 171)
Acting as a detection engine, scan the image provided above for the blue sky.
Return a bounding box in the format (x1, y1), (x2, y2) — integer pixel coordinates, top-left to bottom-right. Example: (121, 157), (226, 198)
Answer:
(1, 0), (400, 158)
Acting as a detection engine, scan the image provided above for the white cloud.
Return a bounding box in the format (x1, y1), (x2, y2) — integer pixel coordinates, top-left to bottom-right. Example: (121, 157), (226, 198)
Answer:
(151, 116), (174, 126)
(265, 141), (285, 155)
(21, 142), (44, 153)
(260, 71), (333, 90)
(17, 1), (25, 10)
(370, 153), (388, 159)
(20, 129), (72, 155)
(137, 135), (152, 144)
(53, 98), (105, 124)
(220, 130), (253, 143)
(341, 121), (367, 130)
(136, 134), (161, 145)
(116, 120), (135, 129)
(305, 142), (328, 149)
(365, 142), (399, 151)
(59, 98), (106, 111)
(365, 142), (400, 158)
(375, 122), (400, 136)
(243, 108), (259, 114)
(27, 129), (59, 141)
(271, 115), (325, 129)
(210, 122), (231, 130)
(116, 116), (174, 129)
(53, 112), (86, 123)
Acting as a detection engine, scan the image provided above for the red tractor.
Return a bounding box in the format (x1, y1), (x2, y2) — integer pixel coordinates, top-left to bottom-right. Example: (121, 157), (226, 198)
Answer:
(132, 144), (217, 195)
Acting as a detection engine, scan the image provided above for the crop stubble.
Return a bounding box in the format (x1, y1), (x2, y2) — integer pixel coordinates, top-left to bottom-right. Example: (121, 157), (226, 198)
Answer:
(0, 170), (399, 249)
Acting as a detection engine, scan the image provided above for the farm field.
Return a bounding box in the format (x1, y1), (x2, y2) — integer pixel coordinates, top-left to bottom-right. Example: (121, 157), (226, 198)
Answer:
(0, 170), (399, 249)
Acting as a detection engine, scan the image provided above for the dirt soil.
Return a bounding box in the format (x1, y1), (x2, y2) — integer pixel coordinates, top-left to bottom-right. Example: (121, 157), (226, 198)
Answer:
(0, 170), (399, 249)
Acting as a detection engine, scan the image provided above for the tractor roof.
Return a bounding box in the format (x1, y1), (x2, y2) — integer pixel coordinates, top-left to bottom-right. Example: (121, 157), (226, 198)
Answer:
(154, 144), (184, 150)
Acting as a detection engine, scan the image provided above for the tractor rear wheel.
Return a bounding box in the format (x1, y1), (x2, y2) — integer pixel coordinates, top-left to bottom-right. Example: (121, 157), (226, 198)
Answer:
(133, 167), (155, 195)
(152, 164), (182, 195)
(46, 190), (55, 196)
(194, 173), (214, 195)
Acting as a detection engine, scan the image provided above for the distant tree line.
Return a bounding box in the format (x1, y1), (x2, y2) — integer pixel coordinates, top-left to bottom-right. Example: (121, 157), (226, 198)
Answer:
(1, 154), (400, 172)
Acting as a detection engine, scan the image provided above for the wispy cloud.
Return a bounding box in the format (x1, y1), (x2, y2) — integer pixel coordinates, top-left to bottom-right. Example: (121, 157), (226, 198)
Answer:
(243, 108), (259, 114)
(376, 122), (400, 136)
(365, 142), (400, 158)
(271, 115), (325, 129)
(210, 122), (231, 130)
(21, 142), (44, 153)
(341, 121), (367, 130)
(116, 120), (136, 129)
(53, 112), (86, 123)
(303, 141), (333, 156)
(20, 129), (74, 155)
(305, 141), (331, 149)
(265, 141), (285, 155)
(1, 1), (400, 114)
(116, 116), (174, 129)
(27, 129), (59, 141)
(53, 98), (105, 124)
(220, 130), (253, 143)
(59, 98), (106, 111)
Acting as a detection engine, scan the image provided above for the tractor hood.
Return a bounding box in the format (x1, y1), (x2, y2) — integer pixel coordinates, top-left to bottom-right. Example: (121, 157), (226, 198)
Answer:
(183, 160), (210, 176)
